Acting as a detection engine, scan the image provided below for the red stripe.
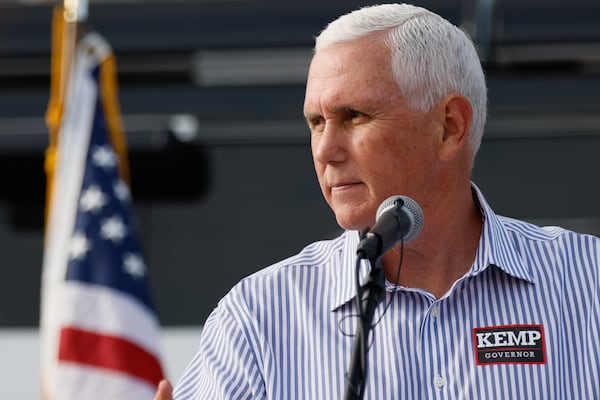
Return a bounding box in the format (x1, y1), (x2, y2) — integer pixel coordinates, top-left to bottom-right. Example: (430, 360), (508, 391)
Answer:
(58, 327), (164, 387)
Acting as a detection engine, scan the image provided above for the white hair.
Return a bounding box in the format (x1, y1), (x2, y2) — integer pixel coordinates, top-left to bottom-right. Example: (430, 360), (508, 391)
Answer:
(315, 3), (487, 156)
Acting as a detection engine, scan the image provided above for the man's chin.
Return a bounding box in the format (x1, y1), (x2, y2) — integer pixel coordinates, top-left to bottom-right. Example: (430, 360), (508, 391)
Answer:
(334, 214), (370, 233)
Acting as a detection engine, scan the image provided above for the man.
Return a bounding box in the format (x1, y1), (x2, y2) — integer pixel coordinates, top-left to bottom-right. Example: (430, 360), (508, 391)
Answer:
(156, 3), (599, 399)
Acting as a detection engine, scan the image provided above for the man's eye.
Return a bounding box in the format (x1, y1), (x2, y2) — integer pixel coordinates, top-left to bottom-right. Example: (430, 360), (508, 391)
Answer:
(308, 117), (325, 132)
(345, 108), (365, 120)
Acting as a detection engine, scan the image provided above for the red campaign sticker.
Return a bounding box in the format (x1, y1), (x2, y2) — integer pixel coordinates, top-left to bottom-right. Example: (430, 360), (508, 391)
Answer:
(472, 324), (546, 365)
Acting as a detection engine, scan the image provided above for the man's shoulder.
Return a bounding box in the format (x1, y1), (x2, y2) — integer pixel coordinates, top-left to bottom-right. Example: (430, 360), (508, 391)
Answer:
(216, 230), (350, 316)
(247, 229), (348, 281)
(499, 215), (599, 268)
(500, 215), (599, 243)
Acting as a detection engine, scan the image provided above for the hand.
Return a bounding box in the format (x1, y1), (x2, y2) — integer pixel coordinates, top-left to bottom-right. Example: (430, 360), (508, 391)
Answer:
(153, 379), (173, 400)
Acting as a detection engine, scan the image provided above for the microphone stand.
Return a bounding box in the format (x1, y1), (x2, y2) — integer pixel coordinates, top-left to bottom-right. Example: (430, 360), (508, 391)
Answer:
(343, 256), (386, 400)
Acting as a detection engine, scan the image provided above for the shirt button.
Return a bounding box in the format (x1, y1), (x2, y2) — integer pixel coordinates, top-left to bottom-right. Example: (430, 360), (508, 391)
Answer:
(434, 375), (445, 389)
(430, 305), (440, 318)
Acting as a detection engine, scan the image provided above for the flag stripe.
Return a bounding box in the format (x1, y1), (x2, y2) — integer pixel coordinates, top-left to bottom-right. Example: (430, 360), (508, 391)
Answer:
(57, 361), (159, 399)
(59, 327), (163, 387)
(60, 282), (162, 353)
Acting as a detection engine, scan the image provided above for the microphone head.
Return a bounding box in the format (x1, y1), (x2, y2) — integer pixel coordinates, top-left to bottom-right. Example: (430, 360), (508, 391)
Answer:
(376, 195), (424, 243)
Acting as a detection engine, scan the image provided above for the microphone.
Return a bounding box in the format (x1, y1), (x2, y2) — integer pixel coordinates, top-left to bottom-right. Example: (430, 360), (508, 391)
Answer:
(356, 195), (424, 260)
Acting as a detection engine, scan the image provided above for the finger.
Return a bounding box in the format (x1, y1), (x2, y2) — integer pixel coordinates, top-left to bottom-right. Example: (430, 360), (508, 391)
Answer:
(154, 379), (174, 400)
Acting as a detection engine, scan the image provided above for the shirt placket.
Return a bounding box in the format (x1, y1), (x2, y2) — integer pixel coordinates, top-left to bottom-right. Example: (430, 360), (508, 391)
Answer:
(419, 296), (450, 400)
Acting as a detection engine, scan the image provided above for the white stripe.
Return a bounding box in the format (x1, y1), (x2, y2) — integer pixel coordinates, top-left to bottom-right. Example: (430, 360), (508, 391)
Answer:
(56, 363), (156, 400)
(61, 282), (163, 355)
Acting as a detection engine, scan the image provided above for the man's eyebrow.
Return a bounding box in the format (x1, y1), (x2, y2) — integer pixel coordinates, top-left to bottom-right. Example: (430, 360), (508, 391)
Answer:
(304, 105), (358, 118)
(304, 112), (322, 123)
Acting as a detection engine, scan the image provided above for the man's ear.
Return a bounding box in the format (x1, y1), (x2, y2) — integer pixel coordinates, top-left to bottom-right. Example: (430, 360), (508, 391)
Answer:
(437, 93), (473, 162)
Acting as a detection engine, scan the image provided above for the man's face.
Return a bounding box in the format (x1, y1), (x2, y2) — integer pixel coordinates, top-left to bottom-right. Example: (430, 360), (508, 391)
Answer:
(303, 35), (440, 231)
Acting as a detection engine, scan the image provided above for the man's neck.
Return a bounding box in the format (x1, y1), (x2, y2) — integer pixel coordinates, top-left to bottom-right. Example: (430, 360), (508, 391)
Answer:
(380, 187), (483, 299)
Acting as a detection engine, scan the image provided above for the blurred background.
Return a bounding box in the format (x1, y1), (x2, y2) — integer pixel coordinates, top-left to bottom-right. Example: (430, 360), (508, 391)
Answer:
(0, 0), (599, 397)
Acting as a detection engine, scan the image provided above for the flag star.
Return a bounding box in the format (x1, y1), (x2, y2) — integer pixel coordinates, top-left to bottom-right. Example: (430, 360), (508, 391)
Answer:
(79, 184), (107, 213)
(114, 179), (131, 203)
(92, 145), (117, 169)
(100, 215), (127, 242)
(69, 232), (90, 260)
(123, 253), (147, 279)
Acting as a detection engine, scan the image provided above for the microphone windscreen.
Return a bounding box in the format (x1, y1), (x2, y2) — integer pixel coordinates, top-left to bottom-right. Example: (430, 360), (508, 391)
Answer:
(376, 195), (424, 243)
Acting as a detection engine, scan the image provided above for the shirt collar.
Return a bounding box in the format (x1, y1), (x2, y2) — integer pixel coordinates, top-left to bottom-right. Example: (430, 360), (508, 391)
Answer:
(470, 183), (534, 282)
(330, 182), (534, 311)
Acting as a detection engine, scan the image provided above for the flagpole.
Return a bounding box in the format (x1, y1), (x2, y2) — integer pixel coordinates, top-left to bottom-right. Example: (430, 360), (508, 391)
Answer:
(45, 0), (88, 224)
(60, 0), (89, 99)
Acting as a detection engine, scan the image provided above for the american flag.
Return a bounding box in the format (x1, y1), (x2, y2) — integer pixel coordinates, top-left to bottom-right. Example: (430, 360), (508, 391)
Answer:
(40, 29), (164, 399)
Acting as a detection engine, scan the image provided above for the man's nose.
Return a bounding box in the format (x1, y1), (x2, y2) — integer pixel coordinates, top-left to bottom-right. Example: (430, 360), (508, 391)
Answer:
(311, 124), (346, 164)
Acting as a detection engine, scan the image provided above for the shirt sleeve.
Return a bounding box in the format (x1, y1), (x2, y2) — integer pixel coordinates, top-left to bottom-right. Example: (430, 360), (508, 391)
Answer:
(172, 294), (267, 400)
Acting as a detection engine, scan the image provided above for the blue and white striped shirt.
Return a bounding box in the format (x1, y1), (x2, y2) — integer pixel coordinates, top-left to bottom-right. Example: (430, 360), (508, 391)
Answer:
(173, 185), (600, 399)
